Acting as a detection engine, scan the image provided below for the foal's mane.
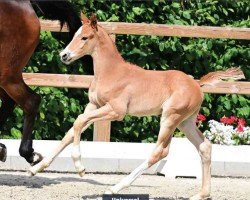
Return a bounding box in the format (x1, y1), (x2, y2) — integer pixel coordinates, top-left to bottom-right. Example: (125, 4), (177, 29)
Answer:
(96, 24), (125, 61)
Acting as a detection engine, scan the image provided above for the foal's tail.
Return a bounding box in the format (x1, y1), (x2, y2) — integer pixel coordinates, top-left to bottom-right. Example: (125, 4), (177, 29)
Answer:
(31, 0), (81, 38)
(199, 67), (245, 86)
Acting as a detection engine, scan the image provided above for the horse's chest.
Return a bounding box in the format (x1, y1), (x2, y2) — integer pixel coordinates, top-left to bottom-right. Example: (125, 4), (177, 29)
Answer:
(89, 84), (111, 107)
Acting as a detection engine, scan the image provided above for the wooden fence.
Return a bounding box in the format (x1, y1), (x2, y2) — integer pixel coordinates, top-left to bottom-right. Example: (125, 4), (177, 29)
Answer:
(23, 20), (250, 142)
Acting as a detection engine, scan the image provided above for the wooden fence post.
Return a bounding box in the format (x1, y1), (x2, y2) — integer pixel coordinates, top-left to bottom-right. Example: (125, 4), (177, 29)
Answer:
(93, 121), (111, 142)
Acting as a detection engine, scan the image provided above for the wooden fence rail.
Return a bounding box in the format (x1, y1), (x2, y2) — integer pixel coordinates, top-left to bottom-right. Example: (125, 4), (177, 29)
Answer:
(40, 20), (250, 39)
(22, 20), (249, 142)
(23, 73), (250, 95)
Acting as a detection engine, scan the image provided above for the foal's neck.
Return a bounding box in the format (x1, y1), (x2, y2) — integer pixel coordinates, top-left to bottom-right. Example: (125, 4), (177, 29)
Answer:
(91, 27), (124, 78)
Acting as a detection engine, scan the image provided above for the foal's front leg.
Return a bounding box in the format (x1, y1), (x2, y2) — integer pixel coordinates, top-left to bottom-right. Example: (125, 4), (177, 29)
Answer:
(72, 103), (119, 176)
(28, 103), (97, 176)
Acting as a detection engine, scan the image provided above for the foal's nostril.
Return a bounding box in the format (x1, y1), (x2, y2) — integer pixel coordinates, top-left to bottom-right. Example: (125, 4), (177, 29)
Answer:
(62, 53), (69, 61)
(60, 52), (72, 64)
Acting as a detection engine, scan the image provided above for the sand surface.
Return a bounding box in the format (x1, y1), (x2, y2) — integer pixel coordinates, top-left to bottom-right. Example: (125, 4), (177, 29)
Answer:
(0, 171), (249, 200)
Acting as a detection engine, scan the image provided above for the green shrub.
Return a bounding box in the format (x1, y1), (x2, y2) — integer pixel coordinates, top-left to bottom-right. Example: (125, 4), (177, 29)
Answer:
(1, 0), (249, 142)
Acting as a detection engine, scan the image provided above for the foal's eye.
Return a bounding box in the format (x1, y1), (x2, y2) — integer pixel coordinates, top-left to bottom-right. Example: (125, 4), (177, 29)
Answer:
(81, 36), (88, 40)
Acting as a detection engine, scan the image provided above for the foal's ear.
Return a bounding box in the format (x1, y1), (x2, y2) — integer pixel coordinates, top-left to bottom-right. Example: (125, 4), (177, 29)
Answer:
(90, 13), (98, 31)
(81, 12), (89, 24)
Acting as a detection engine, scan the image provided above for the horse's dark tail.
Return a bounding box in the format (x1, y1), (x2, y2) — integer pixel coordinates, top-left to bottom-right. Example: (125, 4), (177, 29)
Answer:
(31, 0), (81, 39)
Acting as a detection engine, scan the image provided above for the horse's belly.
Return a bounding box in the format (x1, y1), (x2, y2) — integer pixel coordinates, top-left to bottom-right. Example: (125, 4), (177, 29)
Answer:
(127, 98), (163, 117)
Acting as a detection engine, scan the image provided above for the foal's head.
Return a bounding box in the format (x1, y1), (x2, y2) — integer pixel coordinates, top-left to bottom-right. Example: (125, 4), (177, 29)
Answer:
(60, 13), (99, 64)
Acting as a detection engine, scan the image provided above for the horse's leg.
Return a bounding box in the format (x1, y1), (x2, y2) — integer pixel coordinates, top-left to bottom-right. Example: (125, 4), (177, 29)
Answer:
(178, 114), (212, 200)
(0, 0), (41, 165)
(105, 107), (183, 194)
(0, 143), (7, 162)
(0, 88), (16, 129)
(1, 80), (42, 165)
(28, 103), (97, 176)
(0, 88), (15, 162)
(72, 103), (120, 176)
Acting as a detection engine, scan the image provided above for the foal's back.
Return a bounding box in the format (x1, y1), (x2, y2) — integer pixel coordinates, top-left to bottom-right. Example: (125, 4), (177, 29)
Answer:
(121, 63), (203, 117)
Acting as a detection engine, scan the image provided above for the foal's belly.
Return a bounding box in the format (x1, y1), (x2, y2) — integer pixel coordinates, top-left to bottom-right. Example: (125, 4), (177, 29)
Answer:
(126, 96), (163, 117)
(128, 107), (162, 117)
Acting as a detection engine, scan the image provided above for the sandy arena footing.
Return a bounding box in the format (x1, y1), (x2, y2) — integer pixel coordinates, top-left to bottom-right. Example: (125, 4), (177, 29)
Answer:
(0, 171), (249, 200)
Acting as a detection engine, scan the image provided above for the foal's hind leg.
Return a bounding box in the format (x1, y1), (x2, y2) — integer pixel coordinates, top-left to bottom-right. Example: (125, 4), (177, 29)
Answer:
(106, 109), (182, 194)
(1, 80), (42, 165)
(0, 88), (15, 162)
(178, 114), (211, 200)
(105, 137), (172, 195)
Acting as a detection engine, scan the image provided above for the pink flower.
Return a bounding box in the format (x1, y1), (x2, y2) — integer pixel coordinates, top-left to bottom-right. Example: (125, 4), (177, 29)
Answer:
(220, 116), (237, 125)
(220, 116), (232, 124)
(238, 118), (246, 126)
(237, 125), (244, 132)
(230, 116), (238, 122)
(197, 114), (206, 122)
(236, 118), (246, 132)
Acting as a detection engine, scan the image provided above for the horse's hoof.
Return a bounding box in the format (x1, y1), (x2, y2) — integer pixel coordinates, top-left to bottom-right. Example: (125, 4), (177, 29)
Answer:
(30, 152), (43, 166)
(0, 143), (7, 162)
(78, 169), (86, 177)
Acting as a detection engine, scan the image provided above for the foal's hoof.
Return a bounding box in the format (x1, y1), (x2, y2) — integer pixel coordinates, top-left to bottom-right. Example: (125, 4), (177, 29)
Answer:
(0, 143), (7, 162)
(30, 152), (43, 166)
(28, 164), (45, 177)
(104, 189), (114, 195)
(78, 169), (86, 177)
(190, 193), (211, 200)
(27, 169), (35, 177)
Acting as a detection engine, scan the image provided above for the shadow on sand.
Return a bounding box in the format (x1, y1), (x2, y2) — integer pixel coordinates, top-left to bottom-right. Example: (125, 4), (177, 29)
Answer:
(0, 173), (154, 189)
(0, 173), (194, 200)
(0, 173), (109, 188)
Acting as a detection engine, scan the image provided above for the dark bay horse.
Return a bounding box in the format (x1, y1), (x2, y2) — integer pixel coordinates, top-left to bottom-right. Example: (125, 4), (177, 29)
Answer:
(0, 0), (88, 165)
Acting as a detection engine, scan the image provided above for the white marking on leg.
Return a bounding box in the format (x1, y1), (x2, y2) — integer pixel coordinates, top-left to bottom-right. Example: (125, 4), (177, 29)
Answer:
(107, 112), (175, 194)
(29, 127), (75, 176)
(28, 157), (53, 176)
(72, 144), (85, 173)
(107, 161), (148, 194)
(32, 153), (40, 163)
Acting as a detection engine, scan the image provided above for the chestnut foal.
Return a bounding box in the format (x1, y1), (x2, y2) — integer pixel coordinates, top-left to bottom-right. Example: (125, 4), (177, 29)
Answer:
(29, 14), (244, 200)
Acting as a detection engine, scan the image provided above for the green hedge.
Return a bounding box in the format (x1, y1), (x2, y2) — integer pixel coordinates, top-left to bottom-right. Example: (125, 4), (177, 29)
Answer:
(1, 0), (249, 142)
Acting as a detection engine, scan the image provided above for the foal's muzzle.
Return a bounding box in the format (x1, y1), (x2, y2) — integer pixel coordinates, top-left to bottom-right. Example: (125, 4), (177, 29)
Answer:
(60, 51), (72, 64)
